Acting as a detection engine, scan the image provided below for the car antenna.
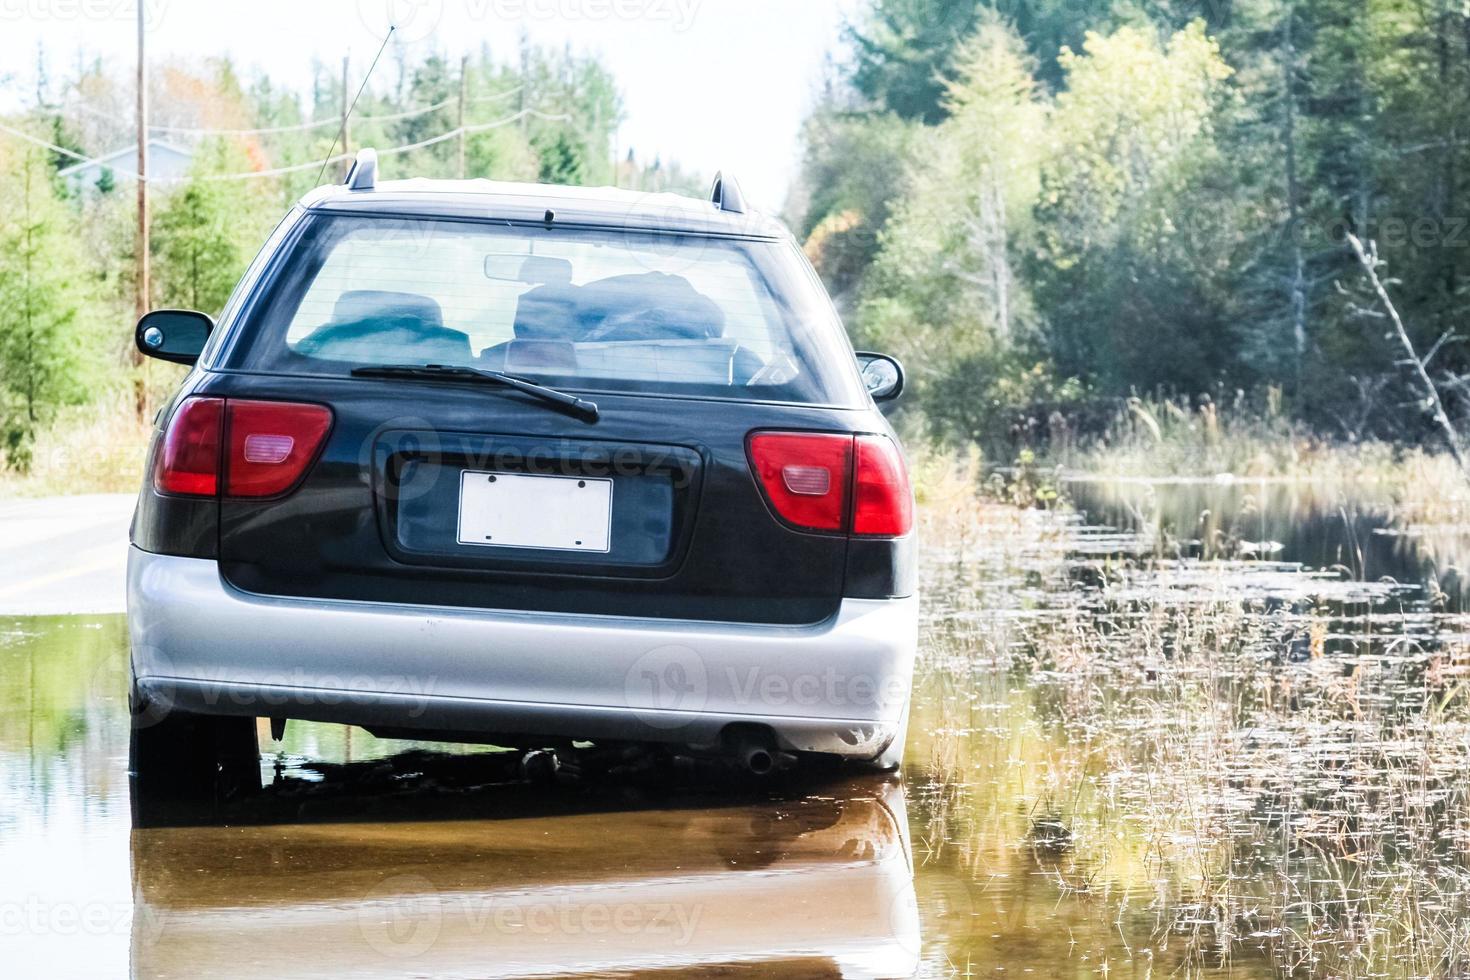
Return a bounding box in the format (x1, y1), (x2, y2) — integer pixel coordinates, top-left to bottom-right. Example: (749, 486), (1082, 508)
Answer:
(314, 25), (396, 187)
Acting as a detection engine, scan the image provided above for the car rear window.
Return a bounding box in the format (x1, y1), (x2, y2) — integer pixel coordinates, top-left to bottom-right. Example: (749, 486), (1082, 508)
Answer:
(225, 212), (866, 406)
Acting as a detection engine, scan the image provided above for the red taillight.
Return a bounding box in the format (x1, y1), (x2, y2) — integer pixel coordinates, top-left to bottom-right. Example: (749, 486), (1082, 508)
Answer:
(746, 431), (912, 537)
(853, 434), (914, 536)
(154, 396), (223, 497)
(747, 432), (853, 532)
(154, 396), (331, 499)
(224, 400), (333, 497)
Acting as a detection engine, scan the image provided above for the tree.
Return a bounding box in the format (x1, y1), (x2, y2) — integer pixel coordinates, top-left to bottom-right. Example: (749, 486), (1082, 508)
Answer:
(0, 142), (95, 468)
(521, 45), (623, 187)
(461, 48), (540, 181)
(392, 53), (457, 176)
(794, 110), (916, 308)
(1345, 232), (1469, 473)
(152, 140), (271, 315)
(1033, 22), (1242, 393)
(534, 129), (586, 185)
(844, 0), (986, 122)
(857, 17), (1055, 443)
(878, 18), (1047, 343)
(465, 125), (539, 181)
(844, 0), (1138, 114)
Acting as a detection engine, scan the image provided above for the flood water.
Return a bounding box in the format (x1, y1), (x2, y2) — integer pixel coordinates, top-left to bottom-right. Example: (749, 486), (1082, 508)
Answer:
(7, 478), (1470, 978)
(1066, 476), (1470, 607)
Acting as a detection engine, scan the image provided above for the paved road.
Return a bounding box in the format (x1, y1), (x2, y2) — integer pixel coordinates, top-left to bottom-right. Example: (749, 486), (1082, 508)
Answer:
(0, 494), (134, 616)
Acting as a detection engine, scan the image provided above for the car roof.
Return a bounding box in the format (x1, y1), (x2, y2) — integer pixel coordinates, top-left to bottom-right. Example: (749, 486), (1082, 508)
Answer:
(298, 178), (789, 240)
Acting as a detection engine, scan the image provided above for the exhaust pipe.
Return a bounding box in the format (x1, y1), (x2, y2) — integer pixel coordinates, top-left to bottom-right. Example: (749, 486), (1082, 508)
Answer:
(741, 743), (776, 776)
(727, 730), (795, 775)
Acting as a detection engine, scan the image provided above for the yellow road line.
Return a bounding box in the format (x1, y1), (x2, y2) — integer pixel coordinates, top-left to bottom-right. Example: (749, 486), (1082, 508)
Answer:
(0, 553), (124, 599)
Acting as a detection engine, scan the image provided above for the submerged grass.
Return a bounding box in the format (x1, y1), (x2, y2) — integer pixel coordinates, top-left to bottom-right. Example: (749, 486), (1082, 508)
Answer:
(908, 456), (1470, 977)
(1046, 395), (1470, 500)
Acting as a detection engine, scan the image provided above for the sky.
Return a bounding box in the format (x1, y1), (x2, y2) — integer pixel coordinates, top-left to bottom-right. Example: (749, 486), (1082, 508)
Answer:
(0, 0), (862, 212)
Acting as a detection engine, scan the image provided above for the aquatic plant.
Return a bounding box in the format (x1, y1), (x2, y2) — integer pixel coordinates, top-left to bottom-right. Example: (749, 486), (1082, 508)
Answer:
(910, 464), (1470, 977)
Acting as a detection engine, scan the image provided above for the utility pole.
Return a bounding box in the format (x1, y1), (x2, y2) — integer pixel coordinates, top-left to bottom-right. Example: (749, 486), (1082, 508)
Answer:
(132, 3), (149, 416)
(590, 99), (600, 186)
(457, 53), (468, 179)
(134, 3), (148, 331)
(340, 56), (351, 179)
(518, 33), (529, 134)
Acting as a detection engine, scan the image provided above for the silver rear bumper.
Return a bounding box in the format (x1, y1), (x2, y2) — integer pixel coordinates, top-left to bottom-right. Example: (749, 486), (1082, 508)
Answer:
(127, 547), (917, 758)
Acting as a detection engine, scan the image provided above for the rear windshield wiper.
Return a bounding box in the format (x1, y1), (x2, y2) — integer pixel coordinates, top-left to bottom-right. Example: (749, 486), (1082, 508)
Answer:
(351, 364), (599, 423)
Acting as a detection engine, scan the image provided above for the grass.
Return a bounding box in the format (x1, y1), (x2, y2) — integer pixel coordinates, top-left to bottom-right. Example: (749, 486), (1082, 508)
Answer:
(0, 389), (153, 499)
(907, 451), (1470, 977)
(1046, 395), (1470, 495)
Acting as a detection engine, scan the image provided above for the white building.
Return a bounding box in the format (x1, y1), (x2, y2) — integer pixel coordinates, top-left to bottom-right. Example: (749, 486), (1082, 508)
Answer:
(58, 139), (194, 196)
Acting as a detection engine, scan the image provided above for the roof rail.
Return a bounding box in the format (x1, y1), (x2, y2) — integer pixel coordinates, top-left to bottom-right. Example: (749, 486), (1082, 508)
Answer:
(344, 147), (377, 191)
(709, 171), (746, 214)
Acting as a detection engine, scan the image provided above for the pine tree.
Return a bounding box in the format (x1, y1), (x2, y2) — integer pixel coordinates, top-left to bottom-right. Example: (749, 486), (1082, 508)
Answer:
(0, 143), (93, 468)
(857, 17), (1052, 442)
(844, 0), (986, 122)
(534, 129), (586, 185)
(152, 140), (268, 315)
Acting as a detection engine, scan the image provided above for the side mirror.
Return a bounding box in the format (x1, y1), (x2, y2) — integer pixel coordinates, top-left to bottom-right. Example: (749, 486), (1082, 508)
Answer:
(855, 351), (904, 403)
(136, 310), (214, 365)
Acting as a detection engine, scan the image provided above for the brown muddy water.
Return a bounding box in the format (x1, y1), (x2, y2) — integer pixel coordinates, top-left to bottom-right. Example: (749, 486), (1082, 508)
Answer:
(7, 479), (1470, 978)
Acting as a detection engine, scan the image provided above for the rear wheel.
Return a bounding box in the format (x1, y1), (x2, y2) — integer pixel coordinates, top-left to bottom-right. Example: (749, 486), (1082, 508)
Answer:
(129, 683), (260, 805)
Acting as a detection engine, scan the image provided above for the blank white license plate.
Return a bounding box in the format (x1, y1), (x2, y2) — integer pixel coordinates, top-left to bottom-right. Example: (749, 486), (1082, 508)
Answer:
(457, 471), (613, 552)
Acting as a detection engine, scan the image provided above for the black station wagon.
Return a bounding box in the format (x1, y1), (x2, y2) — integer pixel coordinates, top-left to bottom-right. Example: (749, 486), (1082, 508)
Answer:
(127, 148), (916, 789)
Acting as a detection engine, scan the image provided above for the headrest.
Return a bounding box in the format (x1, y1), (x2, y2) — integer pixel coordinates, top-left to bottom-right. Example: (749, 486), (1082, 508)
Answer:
(331, 290), (444, 327)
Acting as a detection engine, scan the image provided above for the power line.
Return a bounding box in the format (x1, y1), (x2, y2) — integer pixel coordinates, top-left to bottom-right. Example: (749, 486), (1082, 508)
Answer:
(315, 27), (395, 186)
(206, 108), (572, 181)
(111, 86), (526, 137)
(201, 151), (354, 180)
(368, 108), (569, 154)
(0, 120), (118, 169)
(0, 106), (573, 184)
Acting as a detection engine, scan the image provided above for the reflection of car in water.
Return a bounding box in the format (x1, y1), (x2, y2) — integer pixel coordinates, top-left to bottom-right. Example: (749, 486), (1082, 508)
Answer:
(127, 150), (917, 785)
(129, 773), (918, 979)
